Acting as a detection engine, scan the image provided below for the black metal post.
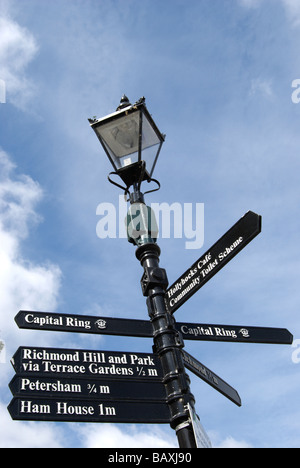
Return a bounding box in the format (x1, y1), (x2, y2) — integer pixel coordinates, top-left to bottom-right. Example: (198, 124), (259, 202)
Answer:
(129, 190), (197, 448)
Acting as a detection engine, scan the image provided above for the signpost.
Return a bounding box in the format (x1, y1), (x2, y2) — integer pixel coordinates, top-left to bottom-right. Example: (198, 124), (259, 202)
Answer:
(187, 403), (212, 449)
(178, 322), (293, 344)
(165, 211), (262, 314)
(15, 310), (153, 338)
(8, 209), (294, 448)
(15, 310), (293, 345)
(8, 398), (171, 423)
(8, 346), (170, 424)
(11, 347), (163, 380)
(6, 98), (294, 448)
(9, 375), (166, 401)
(182, 350), (242, 407)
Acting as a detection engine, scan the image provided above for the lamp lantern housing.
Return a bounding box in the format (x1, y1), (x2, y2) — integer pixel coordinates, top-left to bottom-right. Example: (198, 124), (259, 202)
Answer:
(89, 96), (165, 189)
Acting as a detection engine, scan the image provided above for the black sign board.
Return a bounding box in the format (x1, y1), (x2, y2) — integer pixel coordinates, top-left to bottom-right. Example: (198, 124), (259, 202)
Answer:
(9, 375), (166, 401)
(15, 310), (152, 338)
(15, 311), (293, 345)
(8, 397), (170, 423)
(11, 347), (163, 380)
(182, 350), (241, 407)
(165, 211), (262, 313)
(179, 323), (293, 345)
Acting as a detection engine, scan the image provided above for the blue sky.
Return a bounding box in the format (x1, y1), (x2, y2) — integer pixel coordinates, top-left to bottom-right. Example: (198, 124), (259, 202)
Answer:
(0, 0), (300, 448)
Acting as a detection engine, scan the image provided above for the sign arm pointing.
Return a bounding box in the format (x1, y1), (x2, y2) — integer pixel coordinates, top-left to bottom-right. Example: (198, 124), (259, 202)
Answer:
(15, 311), (293, 345)
(165, 211), (262, 314)
(182, 350), (242, 407)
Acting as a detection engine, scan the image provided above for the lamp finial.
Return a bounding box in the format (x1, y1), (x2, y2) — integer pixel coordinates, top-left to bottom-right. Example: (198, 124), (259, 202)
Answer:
(117, 95), (131, 111)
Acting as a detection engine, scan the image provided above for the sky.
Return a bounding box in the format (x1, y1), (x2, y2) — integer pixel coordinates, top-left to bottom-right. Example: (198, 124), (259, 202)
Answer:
(0, 0), (300, 449)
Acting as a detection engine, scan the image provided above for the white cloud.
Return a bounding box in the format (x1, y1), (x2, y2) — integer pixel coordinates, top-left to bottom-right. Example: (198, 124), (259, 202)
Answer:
(237, 0), (262, 8)
(215, 436), (253, 448)
(0, 9), (38, 108)
(250, 78), (274, 99)
(281, 0), (300, 27)
(238, 0), (300, 27)
(0, 150), (43, 239)
(0, 149), (61, 345)
(74, 423), (177, 449)
(0, 149), (62, 446)
(209, 431), (254, 448)
(0, 402), (63, 448)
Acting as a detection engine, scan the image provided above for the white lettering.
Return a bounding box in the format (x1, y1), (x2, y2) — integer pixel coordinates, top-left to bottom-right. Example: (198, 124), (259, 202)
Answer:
(96, 202), (116, 239)
(292, 79), (300, 104)
(0, 79), (6, 104)
(180, 325), (213, 337)
(88, 363), (134, 376)
(292, 339), (300, 364)
(20, 378), (82, 393)
(42, 361), (85, 374)
(96, 197), (204, 250)
(218, 237), (243, 262)
(200, 259), (219, 278)
(184, 202), (204, 250)
(99, 403), (116, 416)
(65, 317), (91, 330)
(24, 314), (63, 327)
(56, 402), (94, 415)
(20, 400), (50, 414)
(214, 327), (237, 339)
(108, 454), (143, 465)
(197, 253), (212, 270)
(129, 354), (155, 366)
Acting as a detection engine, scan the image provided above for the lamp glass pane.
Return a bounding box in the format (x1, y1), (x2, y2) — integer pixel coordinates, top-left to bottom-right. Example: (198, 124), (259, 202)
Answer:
(93, 107), (163, 174)
(101, 138), (137, 171)
(140, 111), (162, 175)
(141, 143), (160, 176)
(96, 109), (160, 151)
(94, 112), (139, 158)
(141, 112), (162, 151)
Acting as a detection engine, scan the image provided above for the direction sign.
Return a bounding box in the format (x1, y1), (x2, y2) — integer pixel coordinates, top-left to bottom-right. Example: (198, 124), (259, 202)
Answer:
(165, 211), (262, 313)
(15, 310), (152, 338)
(9, 375), (166, 401)
(8, 397), (171, 423)
(182, 350), (242, 407)
(178, 323), (293, 345)
(187, 403), (212, 449)
(15, 311), (293, 345)
(11, 347), (163, 380)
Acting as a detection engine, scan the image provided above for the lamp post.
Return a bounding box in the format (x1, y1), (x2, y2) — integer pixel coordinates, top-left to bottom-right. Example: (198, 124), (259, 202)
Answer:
(89, 96), (197, 448)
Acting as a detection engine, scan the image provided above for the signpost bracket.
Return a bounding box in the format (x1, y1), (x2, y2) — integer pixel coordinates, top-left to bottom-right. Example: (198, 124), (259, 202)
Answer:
(141, 266), (168, 296)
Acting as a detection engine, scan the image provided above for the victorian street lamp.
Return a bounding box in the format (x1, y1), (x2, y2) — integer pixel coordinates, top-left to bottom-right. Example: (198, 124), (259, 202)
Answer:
(88, 95), (165, 193)
(89, 96), (197, 448)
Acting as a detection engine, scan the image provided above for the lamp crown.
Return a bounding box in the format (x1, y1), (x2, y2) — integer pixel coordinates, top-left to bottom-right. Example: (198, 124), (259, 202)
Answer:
(117, 95), (132, 111)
